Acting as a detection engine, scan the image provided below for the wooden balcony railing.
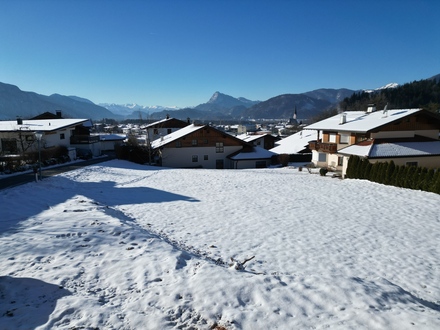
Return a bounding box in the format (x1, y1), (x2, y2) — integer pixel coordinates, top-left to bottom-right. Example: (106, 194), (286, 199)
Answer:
(308, 141), (337, 153)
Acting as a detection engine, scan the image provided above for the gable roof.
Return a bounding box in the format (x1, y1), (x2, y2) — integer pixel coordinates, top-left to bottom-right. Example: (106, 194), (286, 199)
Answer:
(306, 108), (423, 133)
(150, 124), (205, 149)
(143, 117), (189, 129)
(235, 132), (277, 143)
(0, 118), (89, 133)
(236, 133), (265, 143)
(150, 124), (252, 150)
(270, 129), (317, 154)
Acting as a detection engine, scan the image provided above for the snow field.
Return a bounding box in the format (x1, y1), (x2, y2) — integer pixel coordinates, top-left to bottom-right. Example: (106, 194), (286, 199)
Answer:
(1, 159), (439, 329)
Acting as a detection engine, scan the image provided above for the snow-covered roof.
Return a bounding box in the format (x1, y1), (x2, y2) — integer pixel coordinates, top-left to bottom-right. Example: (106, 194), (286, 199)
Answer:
(143, 117), (188, 129)
(235, 133), (270, 143)
(98, 134), (126, 141)
(339, 140), (440, 158)
(229, 146), (276, 160)
(143, 117), (172, 128)
(0, 118), (89, 132)
(270, 129), (317, 154)
(150, 124), (204, 149)
(306, 109), (423, 133)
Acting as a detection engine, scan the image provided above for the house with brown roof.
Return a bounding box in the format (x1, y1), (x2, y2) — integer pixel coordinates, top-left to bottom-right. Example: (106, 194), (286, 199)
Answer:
(305, 105), (440, 177)
(150, 124), (273, 169)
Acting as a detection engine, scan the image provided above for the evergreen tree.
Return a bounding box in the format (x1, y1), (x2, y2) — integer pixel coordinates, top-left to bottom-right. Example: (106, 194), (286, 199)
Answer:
(390, 164), (401, 186)
(369, 162), (379, 182)
(359, 158), (369, 179)
(385, 161), (395, 185)
(378, 162), (389, 184)
(346, 155), (355, 178)
(424, 168), (435, 192)
(365, 162), (372, 180)
(430, 170), (440, 194)
(417, 167), (428, 190)
(404, 166), (417, 189)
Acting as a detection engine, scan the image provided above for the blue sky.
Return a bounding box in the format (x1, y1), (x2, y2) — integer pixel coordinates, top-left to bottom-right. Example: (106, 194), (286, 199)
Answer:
(1, 0), (439, 108)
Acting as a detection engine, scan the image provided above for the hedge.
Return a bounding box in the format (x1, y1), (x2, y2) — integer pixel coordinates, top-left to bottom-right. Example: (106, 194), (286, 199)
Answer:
(346, 155), (440, 194)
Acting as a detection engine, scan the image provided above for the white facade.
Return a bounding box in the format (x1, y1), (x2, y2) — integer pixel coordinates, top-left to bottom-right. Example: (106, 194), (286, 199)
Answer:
(160, 146), (242, 169)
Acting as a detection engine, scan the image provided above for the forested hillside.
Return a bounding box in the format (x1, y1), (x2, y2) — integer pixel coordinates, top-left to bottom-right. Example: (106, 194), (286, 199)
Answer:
(339, 78), (440, 113)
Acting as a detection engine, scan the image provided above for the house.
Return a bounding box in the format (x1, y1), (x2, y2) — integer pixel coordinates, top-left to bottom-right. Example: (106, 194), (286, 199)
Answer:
(235, 132), (280, 150)
(150, 124), (269, 169)
(98, 133), (126, 151)
(306, 106), (440, 177)
(142, 116), (190, 142)
(270, 129), (317, 164)
(0, 117), (99, 162)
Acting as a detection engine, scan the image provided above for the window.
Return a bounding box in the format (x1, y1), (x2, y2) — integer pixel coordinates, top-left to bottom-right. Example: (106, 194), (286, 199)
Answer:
(318, 153), (327, 162)
(60, 133), (65, 140)
(340, 133), (350, 144)
(216, 142), (224, 153)
(1, 139), (18, 154)
(204, 155), (208, 161)
(192, 155), (198, 162)
(154, 128), (158, 135)
(167, 129), (172, 134)
(192, 139), (198, 146)
(329, 133), (336, 143)
(203, 139), (208, 144)
(175, 141), (182, 148)
(406, 161), (418, 167)
(338, 156), (344, 166)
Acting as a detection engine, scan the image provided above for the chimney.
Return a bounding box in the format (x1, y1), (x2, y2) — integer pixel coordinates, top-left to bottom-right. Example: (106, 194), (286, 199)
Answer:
(339, 113), (347, 125)
(382, 103), (389, 117)
(366, 104), (376, 113)
(17, 117), (23, 125)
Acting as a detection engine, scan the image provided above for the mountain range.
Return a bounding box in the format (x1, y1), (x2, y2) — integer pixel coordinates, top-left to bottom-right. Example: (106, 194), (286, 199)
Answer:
(1, 76), (437, 122)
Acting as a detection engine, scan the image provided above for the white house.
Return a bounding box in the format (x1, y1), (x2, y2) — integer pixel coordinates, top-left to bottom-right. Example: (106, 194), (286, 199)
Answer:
(98, 134), (126, 151)
(142, 117), (190, 142)
(0, 117), (96, 156)
(305, 107), (440, 177)
(150, 124), (268, 169)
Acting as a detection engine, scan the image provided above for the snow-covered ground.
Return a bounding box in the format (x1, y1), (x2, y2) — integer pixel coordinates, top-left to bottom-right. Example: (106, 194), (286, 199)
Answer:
(1, 159), (439, 329)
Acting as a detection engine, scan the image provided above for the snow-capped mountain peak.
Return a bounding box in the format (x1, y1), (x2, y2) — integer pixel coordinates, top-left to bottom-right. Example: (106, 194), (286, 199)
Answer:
(364, 82), (399, 93)
(99, 103), (180, 116)
(376, 82), (399, 90)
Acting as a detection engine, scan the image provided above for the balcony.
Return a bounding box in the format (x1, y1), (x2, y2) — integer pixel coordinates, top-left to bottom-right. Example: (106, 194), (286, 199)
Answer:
(70, 135), (100, 144)
(308, 140), (337, 153)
